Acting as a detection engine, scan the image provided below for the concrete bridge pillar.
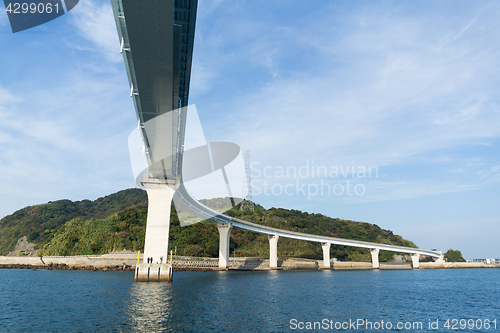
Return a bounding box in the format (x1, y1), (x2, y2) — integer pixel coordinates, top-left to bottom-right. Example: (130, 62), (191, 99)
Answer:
(321, 243), (331, 268)
(142, 176), (176, 265)
(411, 253), (420, 269)
(217, 223), (233, 269)
(268, 235), (279, 268)
(433, 254), (445, 264)
(370, 248), (380, 269)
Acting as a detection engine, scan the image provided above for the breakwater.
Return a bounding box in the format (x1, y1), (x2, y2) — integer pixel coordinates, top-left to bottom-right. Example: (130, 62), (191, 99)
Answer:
(1, 255), (499, 271)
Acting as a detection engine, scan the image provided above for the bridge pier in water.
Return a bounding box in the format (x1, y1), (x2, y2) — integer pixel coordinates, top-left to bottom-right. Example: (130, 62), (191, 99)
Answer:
(371, 248), (380, 269)
(217, 223), (233, 269)
(135, 264), (173, 282)
(268, 235), (279, 268)
(321, 243), (331, 268)
(135, 176), (176, 282)
(411, 253), (420, 269)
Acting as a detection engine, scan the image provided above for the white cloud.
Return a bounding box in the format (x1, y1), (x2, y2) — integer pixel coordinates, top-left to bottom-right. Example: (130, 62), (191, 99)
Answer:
(0, 88), (19, 144)
(190, 62), (217, 94)
(70, 0), (120, 62)
(0, 87), (21, 106)
(0, 10), (8, 27)
(478, 164), (500, 183)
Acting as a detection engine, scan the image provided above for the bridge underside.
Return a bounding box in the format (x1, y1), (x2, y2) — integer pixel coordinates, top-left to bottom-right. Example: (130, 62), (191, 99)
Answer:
(111, 0), (198, 273)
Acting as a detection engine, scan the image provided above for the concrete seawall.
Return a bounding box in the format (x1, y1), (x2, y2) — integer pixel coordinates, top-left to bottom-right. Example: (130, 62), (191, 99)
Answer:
(0, 256), (321, 270)
(0, 254), (139, 270)
(1, 256), (499, 271)
(333, 262), (374, 269)
(419, 262), (500, 269)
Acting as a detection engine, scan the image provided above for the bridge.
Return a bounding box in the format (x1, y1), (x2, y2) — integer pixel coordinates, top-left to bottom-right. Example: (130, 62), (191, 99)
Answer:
(110, 0), (443, 281)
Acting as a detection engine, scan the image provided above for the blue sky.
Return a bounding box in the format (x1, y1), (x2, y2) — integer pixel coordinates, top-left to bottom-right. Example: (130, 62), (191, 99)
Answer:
(1, 0), (499, 259)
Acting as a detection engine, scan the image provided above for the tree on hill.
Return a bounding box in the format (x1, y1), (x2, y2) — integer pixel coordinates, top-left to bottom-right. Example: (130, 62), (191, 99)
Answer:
(0, 189), (147, 255)
(444, 249), (466, 262)
(37, 207), (148, 256)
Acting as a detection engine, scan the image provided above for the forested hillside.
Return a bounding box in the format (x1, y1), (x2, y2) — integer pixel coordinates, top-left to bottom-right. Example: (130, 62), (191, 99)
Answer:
(0, 189), (147, 255)
(2, 189), (417, 261)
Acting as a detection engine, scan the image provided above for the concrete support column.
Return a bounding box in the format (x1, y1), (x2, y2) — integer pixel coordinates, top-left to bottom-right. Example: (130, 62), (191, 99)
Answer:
(411, 253), (420, 269)
(370, 248), (380, 269)
(217, 222), (233, 269)
(268, 235), (279, 268)
(433, 254), (444, 264)
(142, 177), (176, 264)
(321, 243), (331, 268)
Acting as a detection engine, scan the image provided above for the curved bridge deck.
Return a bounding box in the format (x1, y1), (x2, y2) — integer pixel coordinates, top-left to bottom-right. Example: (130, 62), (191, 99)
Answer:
(175, 184), (443, 269)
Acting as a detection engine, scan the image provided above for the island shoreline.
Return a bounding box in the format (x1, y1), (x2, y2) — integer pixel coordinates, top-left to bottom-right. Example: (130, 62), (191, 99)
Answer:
(1, 255), (498, 271)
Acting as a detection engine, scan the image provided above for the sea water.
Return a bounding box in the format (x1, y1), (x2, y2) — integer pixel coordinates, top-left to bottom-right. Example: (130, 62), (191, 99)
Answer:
(0, 268), (498, 332)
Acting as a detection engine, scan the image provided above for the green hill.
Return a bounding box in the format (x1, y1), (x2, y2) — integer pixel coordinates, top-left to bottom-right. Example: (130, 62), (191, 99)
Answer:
(0, 189), (147, 255)
(1, 189), (417, 262)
